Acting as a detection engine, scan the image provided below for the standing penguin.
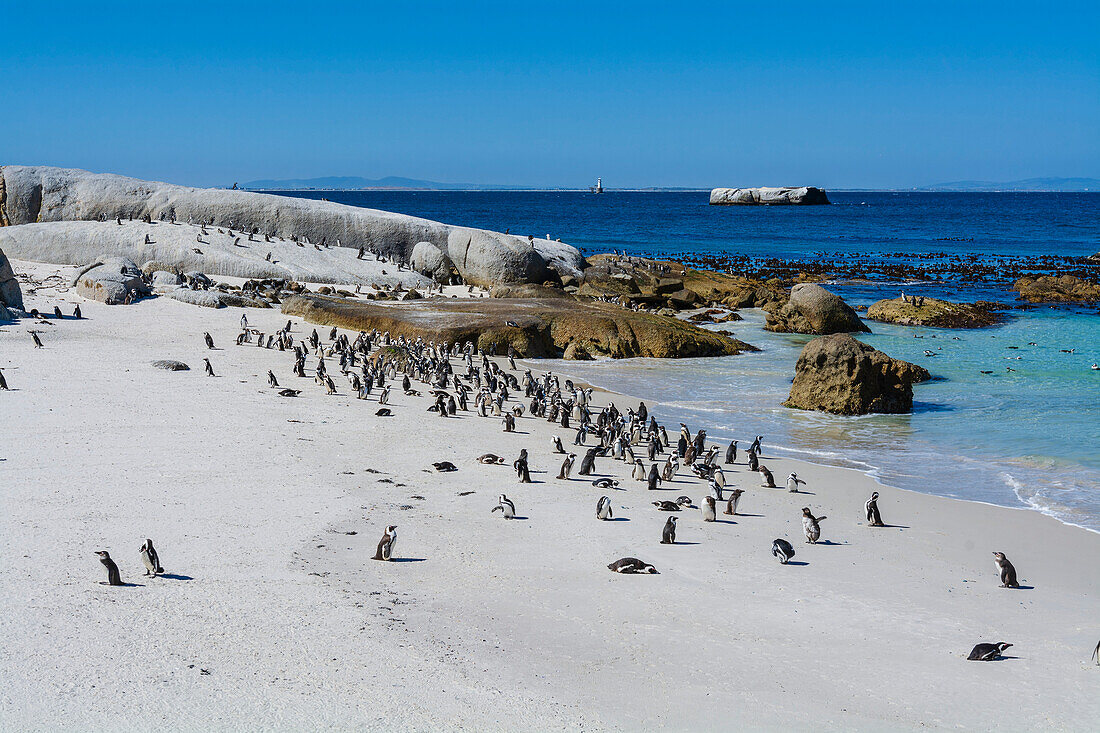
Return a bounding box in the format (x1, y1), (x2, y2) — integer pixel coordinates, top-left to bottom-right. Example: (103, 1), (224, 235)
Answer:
(786, 472), (806, 493)
(139, 539), (164, 576)
(709, 479), (723, 502)
(203, 358), (215, 377)
(724, 488), (744, 516)
(661, 516), (677, 544)
(513, 450), (532, 483)
(771, 538), (796, 564)
(373, 525), (398, 561)
(204, 332), (215, 350)
(632, 459), (646, 481)
(492, 494), (517, 519)
(702, 496), (717, 522)
(750, 435), (763, 456)
(551, 435), (566, 454)
(0, 368), (8, 390)
(557, 453), (576, 480)
(759, 466), (776, 488)
(802, 507), (826, 544)
(865, 491), (885, 526)
(596, 495), (614, 520)
(725, 440), (738, 464)
(647, 463), (662, 490)
(992, 552), (1020, 588)
(267, 370), (279, 388)
(73, 304), (82, 319)
(747, 450), (759, 472)
(578, 448), (598, 476)
(94, 550), (124, 586)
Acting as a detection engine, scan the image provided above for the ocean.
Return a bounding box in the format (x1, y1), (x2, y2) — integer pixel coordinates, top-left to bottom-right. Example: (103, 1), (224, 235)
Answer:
(275, 190), (1100, 532)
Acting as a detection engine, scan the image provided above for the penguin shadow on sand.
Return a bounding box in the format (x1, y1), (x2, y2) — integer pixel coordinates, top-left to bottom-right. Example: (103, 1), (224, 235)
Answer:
(388, 557), (427, 563)
(781, 560), (810, 566)
(157, 573), (194, 581)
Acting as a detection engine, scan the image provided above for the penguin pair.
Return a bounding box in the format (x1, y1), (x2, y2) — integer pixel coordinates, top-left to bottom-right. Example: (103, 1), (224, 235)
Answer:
(95, 538), (164, 586)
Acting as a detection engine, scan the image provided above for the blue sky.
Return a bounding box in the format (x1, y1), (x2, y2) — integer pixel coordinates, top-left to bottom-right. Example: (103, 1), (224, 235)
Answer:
(2, 1), (1097, 188)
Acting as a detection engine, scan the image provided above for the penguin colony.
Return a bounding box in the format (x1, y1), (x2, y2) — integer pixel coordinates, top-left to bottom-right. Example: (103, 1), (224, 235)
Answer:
(11, 307), (1073, 664)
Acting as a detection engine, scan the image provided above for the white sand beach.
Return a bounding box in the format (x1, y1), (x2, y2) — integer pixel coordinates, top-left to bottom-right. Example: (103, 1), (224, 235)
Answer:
(2, 260), (1098, 732)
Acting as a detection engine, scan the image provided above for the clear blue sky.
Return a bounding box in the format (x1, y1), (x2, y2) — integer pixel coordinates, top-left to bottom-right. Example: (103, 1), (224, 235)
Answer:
(2, 1), (1097, 188)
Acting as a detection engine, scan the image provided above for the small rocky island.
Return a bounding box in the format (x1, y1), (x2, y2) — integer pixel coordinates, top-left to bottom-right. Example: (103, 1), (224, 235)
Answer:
(866, 296), (1005, 328)
(709, 187), (830, 205)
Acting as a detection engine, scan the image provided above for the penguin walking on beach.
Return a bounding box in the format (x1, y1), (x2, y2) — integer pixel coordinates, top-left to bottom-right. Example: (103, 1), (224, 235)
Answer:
(747, 450), (759, 472)
(95, 550), (124, 586)
(647, 463), (662, 490)
(139, 539), (164, 576)
(596, 496), (613, 520)
(73, 305), (81, 319)
(203, 358), (215, 377)
(204, 332), (215, 350)
(551, 435), (565, 454)
(0, 368), (8, 390)
(865, 491), (885, 526)
(724, 488), (744, 516)
(31, 331), (43, 348)
(632, 459), (646, 482)
(513, 450), (532, 483)
(786, 472), (806, 493)
(661, 516), (678, 544)
(992, 552), (1020, 588)
(557, 453), (576, 480)
(750, 435), (763, 456)
(578, 448), (598, 476)
(373, 526), (398, 561)
(725, 440), (738, 464)
(702, 496), (717, 522)
(492, 494), (517, 519)
(53, 305), (64, 319)
(759, 466), (776, 488)
(771, 539), (796, 564)
(802, 507), (826, 544)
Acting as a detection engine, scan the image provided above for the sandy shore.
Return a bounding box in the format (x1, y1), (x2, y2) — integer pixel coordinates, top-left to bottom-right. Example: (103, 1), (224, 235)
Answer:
(2, 260), (1098, 731)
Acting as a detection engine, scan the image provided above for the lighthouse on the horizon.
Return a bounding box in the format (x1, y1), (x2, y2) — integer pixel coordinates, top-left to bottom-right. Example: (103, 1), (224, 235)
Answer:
(590, 177), (604, 194)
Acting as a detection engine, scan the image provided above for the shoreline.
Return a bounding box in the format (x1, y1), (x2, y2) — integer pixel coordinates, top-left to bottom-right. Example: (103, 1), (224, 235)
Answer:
(3, 259), (1098, 730)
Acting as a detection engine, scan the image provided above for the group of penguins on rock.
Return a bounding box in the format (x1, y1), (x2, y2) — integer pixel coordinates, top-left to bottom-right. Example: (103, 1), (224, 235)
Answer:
(84, 313), (1100, 666)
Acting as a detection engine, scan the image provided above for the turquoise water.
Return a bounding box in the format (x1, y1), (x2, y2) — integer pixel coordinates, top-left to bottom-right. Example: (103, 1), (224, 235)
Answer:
(549, 305), (1100, 532)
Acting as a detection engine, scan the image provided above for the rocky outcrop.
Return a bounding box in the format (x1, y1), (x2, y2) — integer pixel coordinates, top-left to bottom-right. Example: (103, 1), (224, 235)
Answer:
(0, 220), (435, 289)
(866, 297), (1005, 328)
(410, 241), (455, 283)
(282, 294), (757, 360)
(1013, 275), (1100, 303)
(151, 360), (190, 371)
(1, 246), (23, 318)
(0, 165), (587, 287)
(765, 283), (868, 334)
(72, 256), (151, 304)
(710, 187), (830, 205)
(784, 334), (931, 415)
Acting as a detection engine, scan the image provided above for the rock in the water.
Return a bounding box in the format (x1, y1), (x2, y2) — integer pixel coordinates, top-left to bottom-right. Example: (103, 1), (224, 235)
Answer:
(766, 283), (869, 334)
(784, 334), (931, 415)
(1013, 275), (1100, 304)
(1, 246), (23, 317)
(152, 360), (190, 371)
(0, 165), (587, 288)
(867, 297), (1005, 328)
(72, 256), (150, 304)
(282, 294), (757, 360)
(710, 187), (829, 205)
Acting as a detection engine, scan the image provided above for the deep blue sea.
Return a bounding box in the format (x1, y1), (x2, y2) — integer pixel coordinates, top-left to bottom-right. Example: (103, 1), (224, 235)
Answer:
(278, 190), (1100, 531)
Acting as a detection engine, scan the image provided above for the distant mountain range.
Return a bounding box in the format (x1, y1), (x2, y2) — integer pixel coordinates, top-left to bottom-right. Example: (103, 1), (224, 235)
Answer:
(916, 177), (1099, 192)
(241, 175), (526, 191)
(240, 174), (1100, 192)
